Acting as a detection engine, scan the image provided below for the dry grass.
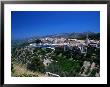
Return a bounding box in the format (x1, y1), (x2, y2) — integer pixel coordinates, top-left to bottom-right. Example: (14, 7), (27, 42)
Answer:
(11, 63), (46, 77)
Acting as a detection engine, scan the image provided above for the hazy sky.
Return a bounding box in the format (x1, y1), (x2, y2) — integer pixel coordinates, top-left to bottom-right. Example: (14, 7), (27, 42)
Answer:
(11, 11), (100, 40)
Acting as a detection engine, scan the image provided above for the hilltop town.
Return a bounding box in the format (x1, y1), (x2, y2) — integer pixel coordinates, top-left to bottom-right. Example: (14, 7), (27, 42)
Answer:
(11, 32), (100, 77)
(29, 34), (99, 53)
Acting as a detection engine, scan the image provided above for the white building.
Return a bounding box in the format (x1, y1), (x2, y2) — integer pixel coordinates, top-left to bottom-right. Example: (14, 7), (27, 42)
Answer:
(29, 43), (36, 47)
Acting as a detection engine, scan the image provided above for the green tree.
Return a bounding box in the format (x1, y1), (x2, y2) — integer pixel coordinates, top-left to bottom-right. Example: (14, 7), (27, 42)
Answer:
(27, 56), (45, 73)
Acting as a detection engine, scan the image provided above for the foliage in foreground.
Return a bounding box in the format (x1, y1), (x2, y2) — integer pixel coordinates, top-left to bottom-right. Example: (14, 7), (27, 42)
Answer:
(11, 44), (100, 77)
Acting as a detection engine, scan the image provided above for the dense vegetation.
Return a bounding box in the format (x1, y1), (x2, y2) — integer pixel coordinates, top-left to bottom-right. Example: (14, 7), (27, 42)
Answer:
(11, 43), (100, 77)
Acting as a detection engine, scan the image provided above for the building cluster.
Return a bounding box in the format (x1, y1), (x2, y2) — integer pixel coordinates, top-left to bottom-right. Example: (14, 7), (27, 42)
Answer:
(29, 35), (100, 54)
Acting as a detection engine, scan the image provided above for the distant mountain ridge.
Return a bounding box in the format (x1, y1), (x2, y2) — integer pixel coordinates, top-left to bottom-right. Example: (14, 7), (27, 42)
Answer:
(41, 32), (100, 40)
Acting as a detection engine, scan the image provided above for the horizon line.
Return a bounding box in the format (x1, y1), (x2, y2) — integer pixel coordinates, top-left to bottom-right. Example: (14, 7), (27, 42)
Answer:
(12, 31), (100, 41)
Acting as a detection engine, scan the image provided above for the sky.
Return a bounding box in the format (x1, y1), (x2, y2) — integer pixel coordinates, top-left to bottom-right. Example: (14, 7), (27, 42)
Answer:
(11, 11), (100, 40)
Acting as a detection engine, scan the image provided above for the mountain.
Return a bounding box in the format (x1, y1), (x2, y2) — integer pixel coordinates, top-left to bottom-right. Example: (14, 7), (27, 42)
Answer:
(42, 32), (100, 40)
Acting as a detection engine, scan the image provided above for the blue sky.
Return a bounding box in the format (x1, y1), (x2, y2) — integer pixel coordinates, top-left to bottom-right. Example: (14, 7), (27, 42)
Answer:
(11, 11), (100, 40)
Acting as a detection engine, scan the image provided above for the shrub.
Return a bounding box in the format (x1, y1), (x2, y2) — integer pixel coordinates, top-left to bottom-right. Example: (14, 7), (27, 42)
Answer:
(11, 63), (15, 73)
(27, 57), (45, 73)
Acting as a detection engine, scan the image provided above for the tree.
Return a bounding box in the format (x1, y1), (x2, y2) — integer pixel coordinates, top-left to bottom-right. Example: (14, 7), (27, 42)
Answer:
(27, 56), (45, 73)
(35, 39), (42, 44)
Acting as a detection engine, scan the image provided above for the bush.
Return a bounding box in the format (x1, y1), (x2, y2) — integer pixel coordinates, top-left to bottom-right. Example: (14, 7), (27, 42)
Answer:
(11, 63), (15, 73)
(27, 57), (45, 73)
(90, 69), (97, 77)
